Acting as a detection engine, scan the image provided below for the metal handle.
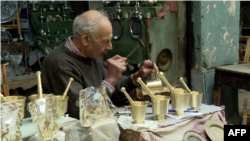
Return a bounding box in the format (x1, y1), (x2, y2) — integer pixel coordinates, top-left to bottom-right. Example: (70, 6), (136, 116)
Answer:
(179, 77), (191, 92)
(137, 77), (156, 99)
(62, 78), (74, 99)
(126, 45), (140, 59)
(36, 71), (43, 99)
(158, 72), (175, 93)
(120, 87), (135, 105)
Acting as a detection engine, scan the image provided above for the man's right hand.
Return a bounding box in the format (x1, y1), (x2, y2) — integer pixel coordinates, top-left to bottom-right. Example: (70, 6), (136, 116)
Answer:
(105, 55), (127, 86)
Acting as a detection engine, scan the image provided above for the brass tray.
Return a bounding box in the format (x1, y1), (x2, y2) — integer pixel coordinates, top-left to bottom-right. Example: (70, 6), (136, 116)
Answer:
(205, 119), (224, 141)
(183, 131), (207, 141)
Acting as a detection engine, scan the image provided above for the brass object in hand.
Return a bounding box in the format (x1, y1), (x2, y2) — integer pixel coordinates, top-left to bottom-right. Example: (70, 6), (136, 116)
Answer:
(145, 78), (162, 90)
(137, 77), (157, 99)
(152, 95), (170, 121)
(55, 95), (68, 119)
(0, 95), (26, 120)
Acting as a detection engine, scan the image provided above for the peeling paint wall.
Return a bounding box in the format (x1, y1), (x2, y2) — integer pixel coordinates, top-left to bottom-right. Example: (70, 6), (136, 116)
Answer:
(201, 1), (239, 69)
(190, 1), (240, 104)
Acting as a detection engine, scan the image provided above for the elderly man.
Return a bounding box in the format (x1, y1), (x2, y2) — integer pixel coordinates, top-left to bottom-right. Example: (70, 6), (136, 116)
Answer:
(41, 10), (158, 119)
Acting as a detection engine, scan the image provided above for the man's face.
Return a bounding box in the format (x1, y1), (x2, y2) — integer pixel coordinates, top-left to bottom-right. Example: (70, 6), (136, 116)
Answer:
(88, 20), (113, 58)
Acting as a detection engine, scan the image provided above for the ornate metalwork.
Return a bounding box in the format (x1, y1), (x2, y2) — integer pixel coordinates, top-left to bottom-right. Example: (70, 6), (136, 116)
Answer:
(1, 1), (22, 23)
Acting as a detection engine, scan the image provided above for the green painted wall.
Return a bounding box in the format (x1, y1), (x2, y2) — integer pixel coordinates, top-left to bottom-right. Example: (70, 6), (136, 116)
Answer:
(101, 2), (178, 85)
(150, 11), (178, 85)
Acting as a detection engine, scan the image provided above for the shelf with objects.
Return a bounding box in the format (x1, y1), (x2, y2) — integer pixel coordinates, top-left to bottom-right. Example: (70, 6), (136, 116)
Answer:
(100, 1), (160, 65)
(28, 1), (74, 55)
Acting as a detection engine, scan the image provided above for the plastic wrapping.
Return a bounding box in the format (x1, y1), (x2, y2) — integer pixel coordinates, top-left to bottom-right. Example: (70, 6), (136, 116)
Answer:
(79, 86), (115, 127)
(0, 101), (23, 141)
(28, 95), (59, 140)
(10, 53), (25, 76)
(1, 53), (25, 77)
(63, 118), (120, 141)
(28, 131), (65, 141)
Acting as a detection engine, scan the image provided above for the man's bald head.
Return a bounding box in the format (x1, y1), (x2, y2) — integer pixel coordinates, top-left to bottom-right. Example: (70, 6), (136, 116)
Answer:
(73, 10), (110, 38)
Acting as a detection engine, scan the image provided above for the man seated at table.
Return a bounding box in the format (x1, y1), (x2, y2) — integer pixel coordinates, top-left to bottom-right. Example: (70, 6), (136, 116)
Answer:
(41, 10), (158, 119)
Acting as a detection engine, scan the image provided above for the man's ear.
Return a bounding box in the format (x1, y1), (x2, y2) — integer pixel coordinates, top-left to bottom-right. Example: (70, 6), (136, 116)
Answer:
(81, 31), (90, 46)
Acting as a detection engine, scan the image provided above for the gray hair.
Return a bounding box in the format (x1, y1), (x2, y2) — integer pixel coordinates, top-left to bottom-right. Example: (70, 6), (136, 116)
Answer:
(73, 11), (108, 38)
(73, 15), (99, 38)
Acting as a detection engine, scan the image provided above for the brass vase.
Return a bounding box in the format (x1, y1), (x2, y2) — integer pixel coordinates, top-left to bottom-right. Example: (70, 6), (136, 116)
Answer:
(171, 89), (190, 116)
(152, 95), (170, 121)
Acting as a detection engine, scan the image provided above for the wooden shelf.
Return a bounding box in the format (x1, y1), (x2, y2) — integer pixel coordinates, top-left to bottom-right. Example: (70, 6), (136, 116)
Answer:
(240, 36), (250, 41)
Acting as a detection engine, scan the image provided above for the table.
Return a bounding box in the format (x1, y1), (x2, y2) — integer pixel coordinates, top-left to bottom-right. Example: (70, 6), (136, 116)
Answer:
(213, 63), (250, 106)
(118, 104), (226, 141)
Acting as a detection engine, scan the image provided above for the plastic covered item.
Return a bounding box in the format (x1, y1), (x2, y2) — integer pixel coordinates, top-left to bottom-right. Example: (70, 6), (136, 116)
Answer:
(63, 118), (120, 141)
(0, 101), (23, 141)
(28, 131), (65, 141)
(28, 94), (59, 140)
(79, 86), (115, 127)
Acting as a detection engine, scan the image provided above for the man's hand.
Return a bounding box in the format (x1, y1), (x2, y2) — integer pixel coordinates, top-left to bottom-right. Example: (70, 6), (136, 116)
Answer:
(131, 60), (159, 84)
(105, 55), (127, 86)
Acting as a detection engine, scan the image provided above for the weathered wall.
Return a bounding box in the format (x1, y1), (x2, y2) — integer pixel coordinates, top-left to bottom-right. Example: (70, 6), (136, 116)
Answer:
(150, 9), (178, 85)
(178, 1), (187, 84)
(190, 1), (240, 105)
(201, 1), (239, 69)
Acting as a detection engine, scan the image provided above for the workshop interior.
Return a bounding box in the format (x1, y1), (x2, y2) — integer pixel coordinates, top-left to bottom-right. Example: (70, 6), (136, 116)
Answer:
(1, 1), (250, 141)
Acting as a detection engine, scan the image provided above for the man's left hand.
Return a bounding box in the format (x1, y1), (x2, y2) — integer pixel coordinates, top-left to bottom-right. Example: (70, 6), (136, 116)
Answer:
(131, 60), (159, 84)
